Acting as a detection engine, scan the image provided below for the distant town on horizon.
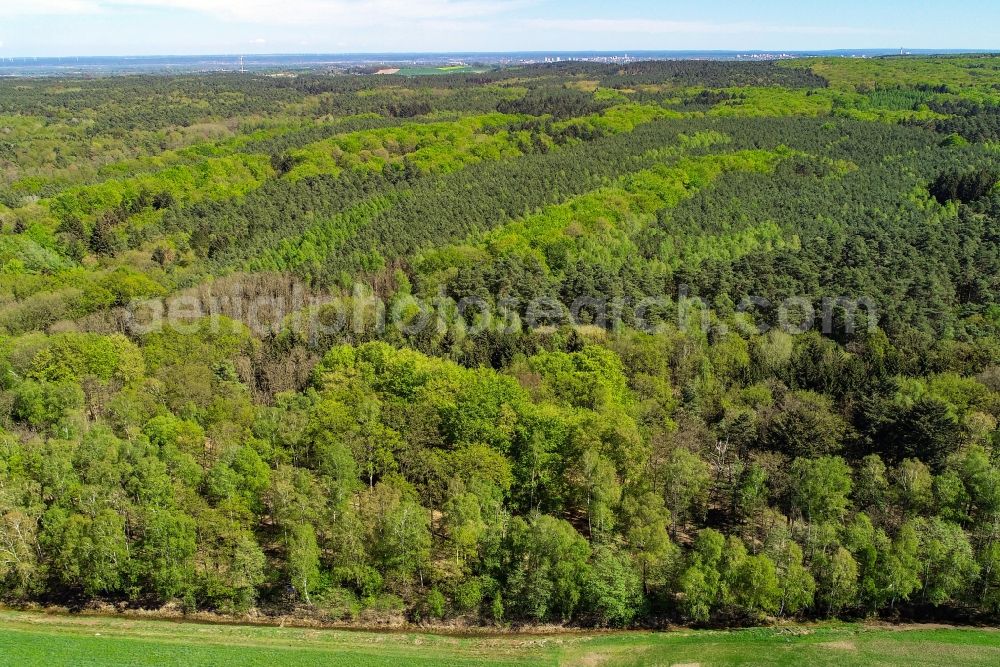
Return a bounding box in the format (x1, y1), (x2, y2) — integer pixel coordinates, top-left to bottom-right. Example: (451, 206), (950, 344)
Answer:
(1, 48), (997, 76)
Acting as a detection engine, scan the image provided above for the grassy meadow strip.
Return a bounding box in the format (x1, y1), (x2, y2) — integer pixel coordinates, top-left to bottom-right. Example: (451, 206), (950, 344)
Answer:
(0, 611), (997, 667)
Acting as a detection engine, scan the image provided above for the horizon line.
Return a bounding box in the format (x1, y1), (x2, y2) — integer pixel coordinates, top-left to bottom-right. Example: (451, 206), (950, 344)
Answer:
(2, 47), (998, 61)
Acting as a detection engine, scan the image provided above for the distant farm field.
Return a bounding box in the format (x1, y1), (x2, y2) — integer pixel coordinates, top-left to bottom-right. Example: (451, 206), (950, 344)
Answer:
(0, 611), (997, 666)
(395, 65), (486, 75)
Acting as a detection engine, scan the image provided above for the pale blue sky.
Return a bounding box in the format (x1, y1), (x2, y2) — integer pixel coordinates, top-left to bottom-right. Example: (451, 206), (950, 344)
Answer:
(0, 1), (995, 57)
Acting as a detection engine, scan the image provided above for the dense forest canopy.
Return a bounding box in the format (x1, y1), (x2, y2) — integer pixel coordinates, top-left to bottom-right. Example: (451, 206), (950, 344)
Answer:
(2, 56), (1000, 627)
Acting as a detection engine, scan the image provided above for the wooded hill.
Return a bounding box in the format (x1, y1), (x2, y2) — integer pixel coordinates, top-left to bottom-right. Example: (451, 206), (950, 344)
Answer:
(1, 57), (1000, 627)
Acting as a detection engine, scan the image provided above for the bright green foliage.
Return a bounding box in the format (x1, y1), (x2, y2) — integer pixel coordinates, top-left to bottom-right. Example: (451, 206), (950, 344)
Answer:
(286, 113), (529, 180)
(915, 517), (980, 605)
(138, 508), (197, 602)
(895, 458), (935, 515)
(528, 346), (631, 410)
(815, 546), (860, 615)
(363, 482), (431, 584)
(790, 457), (853, 524)
(197, 518), (267, 612)
(572, 449), (621, 536)
(47, 508), (129, 598)
(444, 487), (486, 566)
(49, 154), (272, 224)
(28, 333), (144, 385)
(507, 515), (591, 622)
(621, 492), (676, 591)
(585, 545), (644, 626)
(881, 521), (923, 610)
(729, 552), (782, 617)
(709, 87), (835, 117)
(424, 587), (446, 620)
(678, 529), (725, 623)
(775, 541), (816, 616)
(287, 523), (321, 604)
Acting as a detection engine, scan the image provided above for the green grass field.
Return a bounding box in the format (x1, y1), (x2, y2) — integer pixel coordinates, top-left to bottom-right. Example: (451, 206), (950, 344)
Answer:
(395, 65), (487, 75)
(0, 611), (997, 666)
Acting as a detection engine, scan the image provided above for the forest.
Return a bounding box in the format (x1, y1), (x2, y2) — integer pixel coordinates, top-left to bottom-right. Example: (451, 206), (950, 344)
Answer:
(1, 57), (1000, 628)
